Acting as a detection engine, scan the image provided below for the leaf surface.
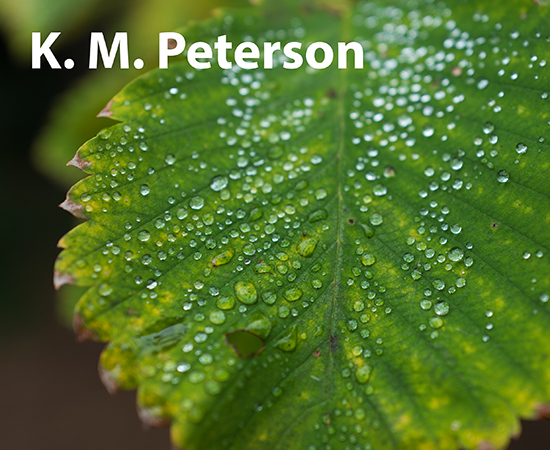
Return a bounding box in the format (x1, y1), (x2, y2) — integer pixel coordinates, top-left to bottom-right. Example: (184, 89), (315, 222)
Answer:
(55, 1), (550, 449)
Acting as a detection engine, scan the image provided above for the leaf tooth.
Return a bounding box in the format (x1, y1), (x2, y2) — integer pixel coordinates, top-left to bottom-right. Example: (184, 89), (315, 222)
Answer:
(136, 404), (171, 429)
(535, 404), (550, 420)
(66, 152), (91, 171)
(73, 312), (98, 343)
(98, 363), (120, 395)
(59, 193), (88, 220)
(96, 99), (113, 118)
(53, 270), (74, 290)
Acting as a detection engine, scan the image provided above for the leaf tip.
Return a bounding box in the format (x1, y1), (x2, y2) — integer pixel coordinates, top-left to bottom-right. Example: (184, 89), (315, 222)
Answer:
(59, 193), (88, 220)
(97, 99), (113, 118)
(73, 313), (98, 342)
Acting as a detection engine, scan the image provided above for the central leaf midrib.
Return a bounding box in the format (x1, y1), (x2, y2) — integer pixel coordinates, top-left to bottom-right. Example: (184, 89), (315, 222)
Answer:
(325, 6), (355, 442)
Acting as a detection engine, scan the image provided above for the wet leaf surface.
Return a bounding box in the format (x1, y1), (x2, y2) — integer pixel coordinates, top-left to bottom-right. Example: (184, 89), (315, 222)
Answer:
(56, 1), (550, 449)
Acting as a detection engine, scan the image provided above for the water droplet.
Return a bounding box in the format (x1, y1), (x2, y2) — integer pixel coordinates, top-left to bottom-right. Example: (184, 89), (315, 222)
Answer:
(434, 301), (449, 316)
(360, 223), (375, 238)
(369, 213), (383, 226)
(211, 249), (234, 266)
(284, 287), (303, 302)
(361, 253), (376, 266)
(165, 154), (176, 165)
(98, 283), (112, 297)
(315, 189), (327, 200)
(216, 296), (235, 310)
(210, 175), (229, 191)
(234, 281), (258, 304)
(373, 184), (387, 196)
(497, 170), (510, 183)
(275, 326), (297, 352)
(140, 185), (150, 196)
(246, 312), (272, 339)
(355, 365), (372, 384)
(429, 317), (444, 329)
(209, 310), (226, 324)
(272, 386), (283, 397)
(297, 238), (317, 257)
(420, 299), (432, 310)
(477, 79), (489, 90)
(515, 142), (528, 154)
(448, 247), (464, 262)
(190, 196), (205, 210)
(309, 209), (328, 222)
(450, 158), (463, 170)
(138, 230), (151, 242)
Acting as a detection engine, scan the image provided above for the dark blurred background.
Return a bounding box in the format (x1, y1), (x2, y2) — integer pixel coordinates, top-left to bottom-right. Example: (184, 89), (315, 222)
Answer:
(0, 1), (548, 449)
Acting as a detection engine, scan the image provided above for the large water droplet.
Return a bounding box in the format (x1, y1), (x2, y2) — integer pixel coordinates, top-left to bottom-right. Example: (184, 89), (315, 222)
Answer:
(361, 253), (376, 266)
(497, 170), (510, 183)
(211, 249), (234, 266)
(210, 175), (229, 191)
(165, 154), (176, 165)
(355, 365), (372, 384)
(98, 283), (112, 297)
(190, 196), (204, 210)
(284, 287), (303, 302)
(448, 247), (464, 262)
(138, 230), (151, 242)
(297, 238), (317, 257)
(434, 301), (450, 316)
(274, 326), (297, 352)
(515, 143), (528, 154)
(235, 281), (258, 304)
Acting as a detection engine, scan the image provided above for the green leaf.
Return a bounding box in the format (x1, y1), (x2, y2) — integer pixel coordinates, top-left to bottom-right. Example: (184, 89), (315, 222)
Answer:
(55, 0), (550, 449)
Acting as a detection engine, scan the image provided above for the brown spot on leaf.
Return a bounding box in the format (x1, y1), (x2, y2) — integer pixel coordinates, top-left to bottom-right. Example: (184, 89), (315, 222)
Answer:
(313, 349), (321, 358)
(59, 193), (88, 220)
(347, 218), (355, 225)
(492, 222), (498, 229)
(97, 99), (113, 118)
(53, 270), (74, 290)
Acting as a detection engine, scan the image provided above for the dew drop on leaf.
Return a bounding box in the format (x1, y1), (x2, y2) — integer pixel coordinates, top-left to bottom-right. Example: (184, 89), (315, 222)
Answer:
(355, 365), (372, 384)
(234, 281), (258, 304)
(210, 175), (229, 191)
